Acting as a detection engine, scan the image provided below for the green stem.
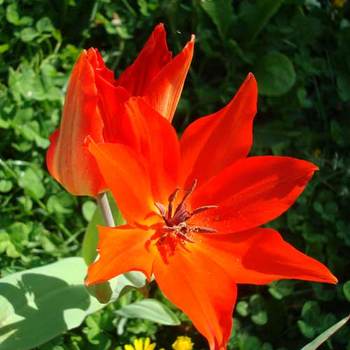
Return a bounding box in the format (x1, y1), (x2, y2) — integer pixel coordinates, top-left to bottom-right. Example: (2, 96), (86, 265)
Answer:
(97, 192), (115, 227)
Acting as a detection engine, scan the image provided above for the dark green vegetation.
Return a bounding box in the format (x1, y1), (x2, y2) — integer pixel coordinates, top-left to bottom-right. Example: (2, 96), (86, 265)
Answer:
(0, 0), (349, 349)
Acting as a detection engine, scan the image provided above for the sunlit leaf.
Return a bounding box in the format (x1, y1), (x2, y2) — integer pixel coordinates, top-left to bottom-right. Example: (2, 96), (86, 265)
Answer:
(116, 298), (180, 326)
(0, 257), (144, 350)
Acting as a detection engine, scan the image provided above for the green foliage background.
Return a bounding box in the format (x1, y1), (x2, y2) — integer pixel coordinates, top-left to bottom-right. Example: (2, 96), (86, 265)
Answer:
(0, 0), (349, 349)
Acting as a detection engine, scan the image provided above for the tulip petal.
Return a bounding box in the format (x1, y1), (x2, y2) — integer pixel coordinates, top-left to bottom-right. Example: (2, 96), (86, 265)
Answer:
(116, 23), (172, 96)
(180, 73), (257, 188)
(92, 48), (117, 85)
(46, 48), (105, 196)
(154, 242), (237, 350)
(95, 73), (130, 142)
(88, 141), (155, 223)
(86, 225), (154, 285)
(111, 97), (181, 204)
(46, 128), (60, 180)
(193, 228), (337, 285)
(189, 156), (318, 233)
(144, 36), (195, 121)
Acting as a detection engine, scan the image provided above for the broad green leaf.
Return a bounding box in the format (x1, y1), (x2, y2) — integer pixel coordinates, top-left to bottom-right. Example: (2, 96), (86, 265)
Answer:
(116, 298), (180, 326)
(81, 205), (104, 265)
(254, 52), (296, 96)
(300, 314), (350, 350)
(200, 0), (234, 39)
(81, 194), (129, 304)
(0, 257), (144, 350)
(81, 193), (123, 265)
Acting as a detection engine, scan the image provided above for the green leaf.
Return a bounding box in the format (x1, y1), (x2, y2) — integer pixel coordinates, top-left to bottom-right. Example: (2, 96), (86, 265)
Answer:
(82, 201), (97, 222)
(0, 44), (10, 54)
(238, 0), (285, 43)
(47, 193), (74, 215)
(343, 281), (350, 301)
(18, 167), (45, 200)
(0, 257), (144, 350)
(254, 51), (296, 96)
(81, 196), (131, 305)
(300, 314), (350, 350)
(36, 17), (55, 33)
(236, 301), (249, 317)
(0, 180), (13, 193)
(81, 193), (123, 265)
(200, 0), (234, 39)
(6, 4), (20, 25)
(81, 206), (104, 265)
(20, 28), (39, 42)
(116, 298), (180, 326)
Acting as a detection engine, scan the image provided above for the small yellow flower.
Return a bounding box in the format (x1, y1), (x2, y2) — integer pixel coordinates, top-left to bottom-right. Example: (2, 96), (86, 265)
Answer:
(172, 336), (194, 350)
(124, 338), (156, 350)
(333, 0), (347, 8)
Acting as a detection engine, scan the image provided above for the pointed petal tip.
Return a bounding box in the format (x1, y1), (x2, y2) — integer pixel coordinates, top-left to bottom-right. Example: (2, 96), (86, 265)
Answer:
(155, 22), (165, 31)
(314, 271), (338, 285)
(245, 72), (258, 87)
(152, 23), (167, 39)
(247, 72), (255, 79)
(329, 273), (338, 284)
(303, 160), (319, 175)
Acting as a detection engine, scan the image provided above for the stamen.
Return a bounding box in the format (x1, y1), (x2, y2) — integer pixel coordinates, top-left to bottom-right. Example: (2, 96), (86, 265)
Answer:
(192, 226), (217, 233)
(173, 179), (198, 217)
(155, 202), (166, 218)
(172, 204), (191, 224)
(191, 205), (218, 216)
(167, 188), (179, 220)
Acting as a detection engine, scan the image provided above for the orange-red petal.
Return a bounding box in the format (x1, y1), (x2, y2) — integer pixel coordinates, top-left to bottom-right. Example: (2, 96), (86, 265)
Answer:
(152, 226), (335, 349)
(153, 243), (237, 350)
(116, 23), (172, 96)
(144, 36), (195, 121)
(108, 97), (180, 204)
(86, 225), (154, 285)
(46, 48), (105, 196)
(88, 141), (155, 223)
(193, 228), (337, 285)
(189, 156), (318, 233)
(95, 72), (130, 142)
(180, 73), (257, 188)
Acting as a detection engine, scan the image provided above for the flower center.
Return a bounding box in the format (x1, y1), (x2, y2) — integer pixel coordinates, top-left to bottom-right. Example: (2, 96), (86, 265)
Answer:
(154, 179), (218, 244)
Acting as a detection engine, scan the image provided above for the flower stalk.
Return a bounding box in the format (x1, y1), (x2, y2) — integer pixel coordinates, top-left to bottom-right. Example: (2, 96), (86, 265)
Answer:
(97, 192), (115, 227)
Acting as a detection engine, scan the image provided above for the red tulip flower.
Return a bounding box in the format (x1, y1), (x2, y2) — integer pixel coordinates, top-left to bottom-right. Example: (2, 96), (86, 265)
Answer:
(85, 74), (337, 350)
(46, 24), (194, 196)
